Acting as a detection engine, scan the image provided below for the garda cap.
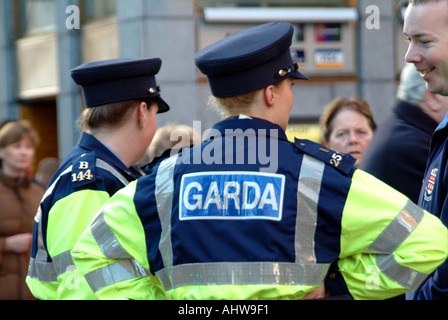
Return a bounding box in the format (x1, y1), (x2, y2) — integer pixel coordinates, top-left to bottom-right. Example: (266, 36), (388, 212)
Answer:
(71, 57), (170, 113)
(195, 21), (308, 98)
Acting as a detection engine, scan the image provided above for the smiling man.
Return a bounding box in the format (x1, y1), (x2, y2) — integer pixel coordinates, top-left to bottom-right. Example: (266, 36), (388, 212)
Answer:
(404, 0), (448, 300)
(404, 0), (448, 95)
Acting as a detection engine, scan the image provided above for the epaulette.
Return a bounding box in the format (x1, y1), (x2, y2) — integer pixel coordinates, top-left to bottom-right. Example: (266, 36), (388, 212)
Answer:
(294, 138), (356, 175)
(71, 152), (97, 188)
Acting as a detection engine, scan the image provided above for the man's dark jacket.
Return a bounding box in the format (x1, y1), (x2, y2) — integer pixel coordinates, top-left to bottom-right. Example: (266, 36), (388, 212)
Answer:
(361, 99), (438, 203)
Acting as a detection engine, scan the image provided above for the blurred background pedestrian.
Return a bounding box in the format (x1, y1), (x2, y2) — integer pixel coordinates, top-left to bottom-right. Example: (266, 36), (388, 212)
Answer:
(0, 120), (44, 300)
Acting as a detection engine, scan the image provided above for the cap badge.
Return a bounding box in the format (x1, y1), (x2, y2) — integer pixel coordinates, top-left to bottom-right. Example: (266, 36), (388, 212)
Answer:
(148, 85), (161, 95)
(277, 62), (299, 79)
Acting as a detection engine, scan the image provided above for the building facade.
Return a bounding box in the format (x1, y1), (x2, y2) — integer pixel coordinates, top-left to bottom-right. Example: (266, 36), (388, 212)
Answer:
(0, 0), (408, 166)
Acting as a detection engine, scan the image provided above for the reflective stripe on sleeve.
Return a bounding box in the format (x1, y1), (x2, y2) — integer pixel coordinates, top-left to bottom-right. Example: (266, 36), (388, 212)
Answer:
(53, 250), (75, 276)
(90, 210), (130, 259)
(84, 259), (149, 293)
(28, 166), (73, 282)
(376, 254), (428, 291)
(367, 200), (424, 254)
(366, 200), (427, 290)
(80, 157), (179, 294)
(84, 210), (150, 293)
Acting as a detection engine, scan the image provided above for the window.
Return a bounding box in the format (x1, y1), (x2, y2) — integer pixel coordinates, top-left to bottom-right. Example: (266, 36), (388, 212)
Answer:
(82, 0), (116, 22)
(18, 0), (56, 36)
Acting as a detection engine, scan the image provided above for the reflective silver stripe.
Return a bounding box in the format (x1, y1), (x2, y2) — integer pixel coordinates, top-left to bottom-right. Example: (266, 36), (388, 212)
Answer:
(91, 211), (130, 259)
(155, 156), (178, 269)
(27, 166), (73, 282)
(85, 210), (151, 293)
(28, 159), (132, 282)
(157, 262), (330, 290)
(80, 159), (163, 293)
(85, 259), (149, 293)
(28, 259), (57, 283)
(366, 200), (427, 290)
(155, 155), (329, 291)
(296, 155), (324, 263)
(52, 250), (75, 277)
(96, 159), (130, 187)
(376, 254), (428, 291)
(367, 200), (424, 254)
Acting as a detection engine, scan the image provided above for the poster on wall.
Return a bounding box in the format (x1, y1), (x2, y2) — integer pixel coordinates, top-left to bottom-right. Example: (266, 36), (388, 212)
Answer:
(315, 49), (344, 68)
(291, 49), (305, 65)
(315, 23), (342, 42)
(294, 23), (305, 42)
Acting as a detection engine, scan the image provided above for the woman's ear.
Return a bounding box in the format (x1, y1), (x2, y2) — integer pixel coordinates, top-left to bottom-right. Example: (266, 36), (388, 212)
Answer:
(263, 85), (276, 107)
(137, 101), (148, 129)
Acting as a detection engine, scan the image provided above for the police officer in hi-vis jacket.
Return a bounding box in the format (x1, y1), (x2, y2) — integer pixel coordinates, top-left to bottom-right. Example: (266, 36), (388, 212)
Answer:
(26, 58), (170, 300)
(71, 22), (448, 300)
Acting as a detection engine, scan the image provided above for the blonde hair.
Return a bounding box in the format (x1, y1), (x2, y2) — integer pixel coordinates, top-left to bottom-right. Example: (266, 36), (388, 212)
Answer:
(207, 81), (284, 118)
(207, 91), (259, 118)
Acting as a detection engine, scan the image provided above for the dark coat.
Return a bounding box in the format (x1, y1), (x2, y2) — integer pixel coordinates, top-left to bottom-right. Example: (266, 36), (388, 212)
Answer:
(360, 99), (438, 203)
(407, 111), (448, 299)
(0, 171), (44, 300)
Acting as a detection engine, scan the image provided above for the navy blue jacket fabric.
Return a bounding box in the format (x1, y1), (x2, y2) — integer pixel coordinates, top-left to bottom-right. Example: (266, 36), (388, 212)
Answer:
(407, 114), (448, 300)
(361, 100), (438, 203)
(135, 117), (355, 285)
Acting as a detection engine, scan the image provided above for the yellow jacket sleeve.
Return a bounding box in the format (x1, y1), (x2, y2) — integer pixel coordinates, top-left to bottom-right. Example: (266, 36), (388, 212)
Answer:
(72, 181), (167, 300)
(336, 170), (448, 300)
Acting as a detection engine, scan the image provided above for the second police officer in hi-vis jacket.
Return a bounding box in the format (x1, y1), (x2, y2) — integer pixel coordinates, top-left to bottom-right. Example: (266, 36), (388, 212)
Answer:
(26, 58), (170, 299)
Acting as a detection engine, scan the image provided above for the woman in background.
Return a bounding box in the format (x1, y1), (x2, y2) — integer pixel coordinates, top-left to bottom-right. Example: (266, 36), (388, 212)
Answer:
(0, 120), (44, 300)
(320, 97), (376, 168)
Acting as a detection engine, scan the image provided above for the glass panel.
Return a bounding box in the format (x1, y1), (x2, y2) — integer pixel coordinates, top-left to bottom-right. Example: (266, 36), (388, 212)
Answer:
(82, 0), (117, 22)
(18, 0), (56, 36)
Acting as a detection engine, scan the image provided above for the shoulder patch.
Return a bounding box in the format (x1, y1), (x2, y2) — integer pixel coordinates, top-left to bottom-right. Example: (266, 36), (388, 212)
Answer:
(71, 152), (97, 188)
(294, 138), (356, 175)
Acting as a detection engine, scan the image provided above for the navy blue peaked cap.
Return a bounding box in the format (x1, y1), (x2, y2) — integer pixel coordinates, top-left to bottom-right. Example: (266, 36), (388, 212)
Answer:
(195, 21), (308, 98)
(71, 58), (170, 113)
